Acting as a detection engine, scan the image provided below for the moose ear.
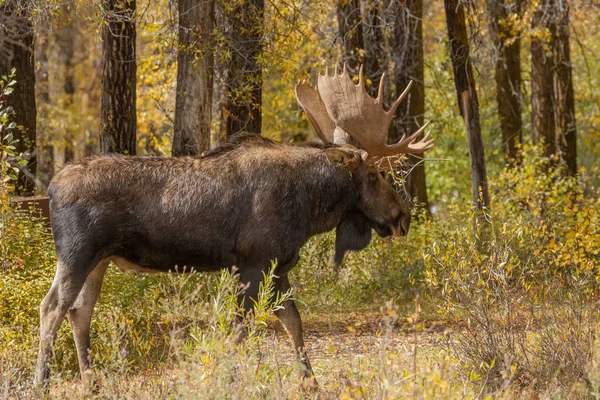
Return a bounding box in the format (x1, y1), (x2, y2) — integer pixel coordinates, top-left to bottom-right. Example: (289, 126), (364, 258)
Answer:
(325, 148), (361, 168)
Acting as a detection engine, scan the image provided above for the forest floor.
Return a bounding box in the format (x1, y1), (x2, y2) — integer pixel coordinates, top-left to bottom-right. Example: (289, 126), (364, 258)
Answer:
(39, 312), (458, 399)
(269, 311), (450, 366)
(38, 309), (597, 398)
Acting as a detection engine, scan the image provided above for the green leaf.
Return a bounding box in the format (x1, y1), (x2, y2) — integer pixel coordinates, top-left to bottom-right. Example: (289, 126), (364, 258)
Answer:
(7, 122), (16, 129)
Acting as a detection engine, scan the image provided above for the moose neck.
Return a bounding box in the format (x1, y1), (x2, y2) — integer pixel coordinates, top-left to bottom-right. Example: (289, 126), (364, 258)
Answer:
(303, 158), (360, 238)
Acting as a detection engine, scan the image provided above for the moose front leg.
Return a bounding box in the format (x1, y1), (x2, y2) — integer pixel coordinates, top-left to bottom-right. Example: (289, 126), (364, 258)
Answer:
(233, 267), (263, 343)
(274, 274), (316, 384)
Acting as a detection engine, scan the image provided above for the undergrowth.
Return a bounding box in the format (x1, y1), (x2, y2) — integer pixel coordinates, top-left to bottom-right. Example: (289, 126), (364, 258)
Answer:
(1, 145), (599, 398)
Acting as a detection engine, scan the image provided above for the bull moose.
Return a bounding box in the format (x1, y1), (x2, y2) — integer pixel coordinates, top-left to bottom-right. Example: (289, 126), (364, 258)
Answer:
(34, 64), (433, 390)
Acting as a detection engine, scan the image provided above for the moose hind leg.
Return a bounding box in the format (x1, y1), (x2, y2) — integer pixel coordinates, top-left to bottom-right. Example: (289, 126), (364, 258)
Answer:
(34, 257), (99, 389)
(67, 259), (109, 391)
(274, 275), (316, 383)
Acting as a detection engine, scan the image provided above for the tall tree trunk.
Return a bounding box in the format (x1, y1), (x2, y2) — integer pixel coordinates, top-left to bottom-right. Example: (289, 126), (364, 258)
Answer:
(487, 0), (522, 164)
(554, 0), (577, 176)
(337, 0), (364, 75)
(361, 0), (385, 92)
(54, 2), (77, 164)
(390, 0), (429, 211)
(223, 0), (264, 138)
(337, 0), (385, 96)
(35, 6), (53, 190)
(0, 0), (37, 195)
(444, 0), (489, 210)
(173, 0), (214, 156)
(531, 1), (556, 159)
(100, 0), (137, 155)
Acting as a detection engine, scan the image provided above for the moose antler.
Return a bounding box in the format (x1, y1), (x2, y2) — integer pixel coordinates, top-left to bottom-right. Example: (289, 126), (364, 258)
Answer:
(295, 80), (335, 143)
(295, 64), (434, 166)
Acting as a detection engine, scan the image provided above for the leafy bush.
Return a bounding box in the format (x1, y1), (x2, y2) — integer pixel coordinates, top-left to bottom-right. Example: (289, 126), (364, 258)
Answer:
(1, 141), (599, 397)
(422, 145), (600, 394)
(0, 68), (27, 191)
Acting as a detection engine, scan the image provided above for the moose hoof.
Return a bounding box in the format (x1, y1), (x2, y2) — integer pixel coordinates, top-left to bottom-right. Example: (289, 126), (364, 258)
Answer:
(302, 373), (319, 391)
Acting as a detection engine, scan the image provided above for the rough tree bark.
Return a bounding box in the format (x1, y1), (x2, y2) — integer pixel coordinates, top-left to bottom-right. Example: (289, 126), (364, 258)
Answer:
(444, 0), (490, 210)
(223, 0), (264, 138)
(54, 2), (77, 165)
(34, 4), (53, 189)
(553, 0), (577, 176)
(390, 0), (429, 210)
(0, 0), (37, 195)
(337, 0), (364, 75)
(173, 0), (214, 156)
(361, 0), (385, 90)
(487, 0), (522, 164)
(531, 0), (577, 174)
(100, 0), (137, 155)
(531, 0), (556, 159)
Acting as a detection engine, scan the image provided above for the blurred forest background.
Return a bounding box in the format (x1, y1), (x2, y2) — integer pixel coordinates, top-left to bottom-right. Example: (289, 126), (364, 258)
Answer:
(1, 0), (600, 398)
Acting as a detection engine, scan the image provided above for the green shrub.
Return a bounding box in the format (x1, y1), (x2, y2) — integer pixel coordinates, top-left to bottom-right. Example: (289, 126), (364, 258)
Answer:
(422, 145), (600, 393)
(1, 142), (599, 398)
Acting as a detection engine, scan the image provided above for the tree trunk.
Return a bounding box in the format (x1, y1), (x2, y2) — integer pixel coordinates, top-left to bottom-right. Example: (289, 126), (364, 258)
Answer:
(554, 0), (577, 176)
(531, 1), (556, 159)
(337, 0), (364, 75)
(54, 2), (77, 164)
(444, 0), (489, 210)
(100, 0), (137, 155)
(223, 0), (264, 138)
(390, 0), (429, 211)
(0, 0), (37, 195)
(173, 0), (214, 156)
(35, 6), (53, 190)
(361, 0), (385, 93)
(487, 0), (523, 164)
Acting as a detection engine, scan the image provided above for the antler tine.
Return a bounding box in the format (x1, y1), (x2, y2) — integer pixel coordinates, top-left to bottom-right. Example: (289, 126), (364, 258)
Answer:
(387, 80), (413, 116)
(342, 62), (348, 76)
(377, 73), (386, 104)
(408, 130), (434, 150)
(388, 121), (434, 154)
(358, 64), (364, 88)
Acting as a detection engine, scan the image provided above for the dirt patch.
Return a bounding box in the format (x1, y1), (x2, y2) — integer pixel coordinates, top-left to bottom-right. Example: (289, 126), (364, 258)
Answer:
(265, 312), (451, 362)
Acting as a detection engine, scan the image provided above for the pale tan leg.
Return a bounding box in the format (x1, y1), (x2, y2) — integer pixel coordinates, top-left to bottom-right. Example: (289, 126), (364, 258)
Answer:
(67, 260), (109, 392)
(35, 261), (89, 389)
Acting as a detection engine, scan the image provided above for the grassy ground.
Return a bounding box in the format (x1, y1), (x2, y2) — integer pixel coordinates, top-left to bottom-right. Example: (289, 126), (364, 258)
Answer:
(13, 311), (470, 399)
(1, 148), (599, 398)
(11, 309), (597, 399)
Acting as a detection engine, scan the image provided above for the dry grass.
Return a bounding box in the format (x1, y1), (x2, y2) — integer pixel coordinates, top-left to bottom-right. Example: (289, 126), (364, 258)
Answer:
(2, 147), (600, 399)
